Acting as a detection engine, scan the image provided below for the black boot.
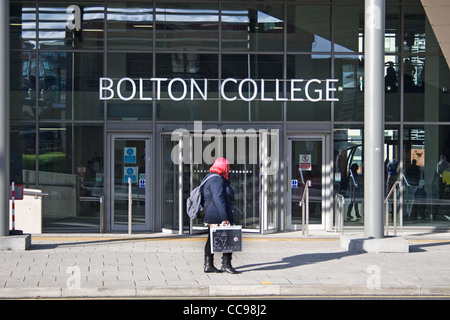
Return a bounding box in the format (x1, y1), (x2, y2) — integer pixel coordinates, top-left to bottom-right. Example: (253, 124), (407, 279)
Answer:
(347, 203), (353, 221)
(204, 255), (221, 273)
(355, 204), (362, 219)
(221, 253), (239, 274)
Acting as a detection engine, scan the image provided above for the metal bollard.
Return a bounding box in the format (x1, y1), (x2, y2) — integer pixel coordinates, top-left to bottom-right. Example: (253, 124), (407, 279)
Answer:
(99, 195), (104, 233)
(128, 177), (132, 235)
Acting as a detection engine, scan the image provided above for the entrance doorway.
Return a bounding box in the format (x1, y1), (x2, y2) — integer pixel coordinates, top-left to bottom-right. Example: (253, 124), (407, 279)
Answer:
(109, 134), (151, 231)
(288, 136), (329, 230)
(161, 127), (279, 234)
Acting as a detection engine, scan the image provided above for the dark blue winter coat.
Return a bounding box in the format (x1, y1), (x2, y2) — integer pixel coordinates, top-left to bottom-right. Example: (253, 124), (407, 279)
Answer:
(202, 173), (235, 224)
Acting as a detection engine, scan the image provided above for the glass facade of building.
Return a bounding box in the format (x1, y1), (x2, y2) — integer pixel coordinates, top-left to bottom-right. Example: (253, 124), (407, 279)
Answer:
(9, 0), (450, 233)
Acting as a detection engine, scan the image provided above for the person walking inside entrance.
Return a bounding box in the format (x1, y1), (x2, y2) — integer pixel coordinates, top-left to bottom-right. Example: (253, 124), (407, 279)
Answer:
(347, 163), (362, 221)
(202, 157), (239, 274)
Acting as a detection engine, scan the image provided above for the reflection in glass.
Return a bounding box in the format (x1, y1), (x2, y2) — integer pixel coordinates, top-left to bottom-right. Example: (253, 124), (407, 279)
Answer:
(385, 4), (401, 53)
(404, 56), (450, 122)
(107, 52), (153, 120)
(403, 126), (450, 225)
(155, 2), (219, 51)
(334, 55), (364, 122)
(107, 3), (153, 50)
(37, 52), (103, 120)
(334, 4), (364, 54)
(8, 0), (450, 233)
(385, 55), (400, 121)
(10, 123), (36, 184)
(221, 54), (283, 121)
(38, 1), (104, 50)
(11, 51), (37, 120)
(222, 3), (283, 52)
(333, 127), (364, 226)
(287, 4), (331, 52)
(20, 124), (104, 232)
(404, 4), (440, 54)
(155, 53), (218, 121)
(12, 51), (103, 121)
(286, 54), (331, 121)
(10, 2), (36, 50)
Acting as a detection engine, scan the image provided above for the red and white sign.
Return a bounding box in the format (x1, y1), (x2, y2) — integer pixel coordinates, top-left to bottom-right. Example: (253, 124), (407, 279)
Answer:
(299, 154), (312, 171)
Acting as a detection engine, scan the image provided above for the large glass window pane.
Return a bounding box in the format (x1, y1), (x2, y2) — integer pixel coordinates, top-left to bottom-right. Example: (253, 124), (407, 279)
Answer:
(404, 4), (440, 54)
(11, 51), (102, 121)
(334, 126), (401, 228)
(11, 51), (38, 120)
(222, 2), (284, 52)
(334, 3), (402, 54)
(334, 4), (364, 54)
(155, 2), (219, 51)
(36, 52), (104, 120)
(162, 134), (180, 231)
(333, 127), (364, 226)
(221, 54), (283, 121)
(385, 55), (400, 121)
(10, 0), (36, 50)
(10, 123), (36, 185)
(403, 125), (450, 226)
(106, 52), (153, 120)
(404, 56), (450, 122)
(155, 53), (218, 121)
(334, 54), (364, 122)
(31, 124), (104, 232)
(384, 127), (400, 229)
(287, 4), (331, 53)
(287, 54), (332, 121)
(38, 1), (104, 50)
(385, 4), (401, 53)
(403, 55), (424, 121)
(107, 2), (153, 50)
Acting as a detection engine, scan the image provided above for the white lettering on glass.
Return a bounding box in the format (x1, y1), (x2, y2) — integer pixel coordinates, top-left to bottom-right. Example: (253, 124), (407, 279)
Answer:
(99, 77), (339, 102)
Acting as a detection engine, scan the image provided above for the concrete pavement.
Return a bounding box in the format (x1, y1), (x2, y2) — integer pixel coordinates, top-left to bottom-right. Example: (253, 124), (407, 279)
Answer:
(1, 228), (450, 299)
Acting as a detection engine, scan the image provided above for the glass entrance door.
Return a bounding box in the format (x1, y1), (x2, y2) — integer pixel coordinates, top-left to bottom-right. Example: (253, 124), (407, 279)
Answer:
(288, 137), (325, 230)
(161, 128), (279, 234)
(110, 134), (151, 231)
(190, 136), (263, 233)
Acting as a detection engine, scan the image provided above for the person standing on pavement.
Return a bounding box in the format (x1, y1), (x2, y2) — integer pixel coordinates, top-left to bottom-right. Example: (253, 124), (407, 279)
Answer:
(202, 157), (239, 274)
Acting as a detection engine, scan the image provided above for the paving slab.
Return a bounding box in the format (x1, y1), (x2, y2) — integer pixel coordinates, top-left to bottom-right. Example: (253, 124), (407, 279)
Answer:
(0, 229), (449, 299)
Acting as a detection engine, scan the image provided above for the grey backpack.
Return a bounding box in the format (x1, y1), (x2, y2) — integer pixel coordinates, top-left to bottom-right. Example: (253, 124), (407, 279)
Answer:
(186, 174), (219, 220)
